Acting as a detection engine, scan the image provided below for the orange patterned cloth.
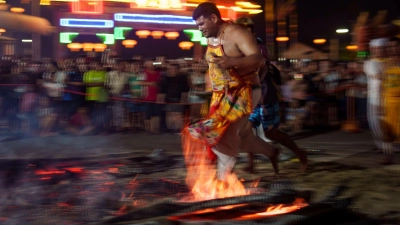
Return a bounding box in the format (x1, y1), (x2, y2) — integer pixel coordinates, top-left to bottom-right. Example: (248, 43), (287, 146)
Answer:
(183, 36), (256, 154)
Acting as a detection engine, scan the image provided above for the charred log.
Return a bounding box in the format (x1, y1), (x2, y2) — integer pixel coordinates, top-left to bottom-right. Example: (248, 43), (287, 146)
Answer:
(101, 189), (301, 224)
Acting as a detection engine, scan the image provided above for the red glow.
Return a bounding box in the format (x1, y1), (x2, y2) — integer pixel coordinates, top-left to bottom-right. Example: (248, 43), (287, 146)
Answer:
(71, 0), (103, 14)
(35, 169), (65, 175)
(65, 167), (83, 173)
(57, 202), (73, 207)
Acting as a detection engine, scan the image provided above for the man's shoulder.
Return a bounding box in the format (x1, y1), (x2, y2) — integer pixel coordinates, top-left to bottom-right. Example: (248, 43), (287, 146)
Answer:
(225, 24), (250, 36)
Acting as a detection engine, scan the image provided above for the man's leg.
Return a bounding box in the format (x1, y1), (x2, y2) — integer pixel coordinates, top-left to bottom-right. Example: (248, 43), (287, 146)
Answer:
(213, 116), (278, 181)
(244, 106), (262, 174)
(264, 129), (307, 172)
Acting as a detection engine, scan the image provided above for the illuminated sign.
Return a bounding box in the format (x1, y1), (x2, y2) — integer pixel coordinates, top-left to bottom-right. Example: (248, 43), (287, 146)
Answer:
(130, 0), (185, 10)
(114, 27), (132, 40)
(60, 19), (114, 28)
(60, 32), (79, 43)
(184, 29), (207, 46)
(96, 33), (115, 44)
(72, 0), (103, 14)
(114, 13), (195, 25)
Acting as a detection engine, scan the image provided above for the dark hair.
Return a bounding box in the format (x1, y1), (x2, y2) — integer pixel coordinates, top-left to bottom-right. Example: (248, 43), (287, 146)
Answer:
(192, 2), (221, 21)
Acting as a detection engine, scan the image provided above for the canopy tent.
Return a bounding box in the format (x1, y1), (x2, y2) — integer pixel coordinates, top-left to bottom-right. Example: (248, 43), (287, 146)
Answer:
(281, 42), (329, 60)
(0, 11), (54, 35)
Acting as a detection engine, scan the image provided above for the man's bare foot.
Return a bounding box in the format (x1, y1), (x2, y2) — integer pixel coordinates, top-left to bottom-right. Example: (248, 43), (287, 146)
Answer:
(270, 148), (280, 174)
(298, 149), (308, 172)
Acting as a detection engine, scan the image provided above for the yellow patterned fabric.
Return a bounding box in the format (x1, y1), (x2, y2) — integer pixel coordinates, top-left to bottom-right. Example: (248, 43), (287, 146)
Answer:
(382, 66), (400, 142)
(184, 42), (255, 146)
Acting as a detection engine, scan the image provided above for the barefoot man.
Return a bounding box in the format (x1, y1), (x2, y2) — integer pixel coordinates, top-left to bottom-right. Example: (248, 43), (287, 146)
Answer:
(235, 17), (308, 173)
(182, 2), (279, 184)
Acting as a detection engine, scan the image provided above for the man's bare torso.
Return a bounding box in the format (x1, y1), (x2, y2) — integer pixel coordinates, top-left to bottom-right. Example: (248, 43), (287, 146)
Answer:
(208, 24), (261, 85)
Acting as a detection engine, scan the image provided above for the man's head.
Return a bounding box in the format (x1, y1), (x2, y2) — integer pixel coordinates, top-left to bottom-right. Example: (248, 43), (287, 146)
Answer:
(192, 2), (223, 38)
(167, 64), (180, 76)
(369, 38), (388, 58)
(144, 60), (155, 71)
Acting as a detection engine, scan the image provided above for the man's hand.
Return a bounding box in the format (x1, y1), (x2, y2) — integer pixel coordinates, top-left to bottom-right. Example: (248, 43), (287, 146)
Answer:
(212, 55), (233, 69)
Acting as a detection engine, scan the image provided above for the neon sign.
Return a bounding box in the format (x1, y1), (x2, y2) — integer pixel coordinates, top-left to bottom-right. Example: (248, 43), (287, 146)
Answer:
(96, 33), (115, 44)
(114, 27), (132, 40)
(60, 32), (79, 43)
(72, 0), (103, 14)
(184, 29), (207, 46)
(60, 19), (114, 28)
(114, 13), (195, 25)
(130, 0), (185, 10)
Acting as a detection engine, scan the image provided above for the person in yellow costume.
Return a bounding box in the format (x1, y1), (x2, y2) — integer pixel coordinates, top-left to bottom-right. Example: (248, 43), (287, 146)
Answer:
(381, 37), (400, 165)
(182, 2), (279, 182)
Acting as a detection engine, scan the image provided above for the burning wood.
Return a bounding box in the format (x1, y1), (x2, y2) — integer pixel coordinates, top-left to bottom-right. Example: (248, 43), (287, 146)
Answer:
(103, 189), (310, 224)
(0, 155), (378, 225)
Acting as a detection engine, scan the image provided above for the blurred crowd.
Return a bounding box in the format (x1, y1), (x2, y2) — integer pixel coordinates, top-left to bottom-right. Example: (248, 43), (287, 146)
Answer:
(0, 34), (399, 138)
(0, 56), (209, 136)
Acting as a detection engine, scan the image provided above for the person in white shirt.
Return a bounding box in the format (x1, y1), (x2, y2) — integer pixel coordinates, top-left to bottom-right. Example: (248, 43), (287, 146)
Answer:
(363, 38), (388, 151)
(105, 60), (129, 130)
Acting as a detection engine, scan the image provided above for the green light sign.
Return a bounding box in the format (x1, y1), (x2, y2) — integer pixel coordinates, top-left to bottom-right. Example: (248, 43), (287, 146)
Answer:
(183, 29), (207, 46)
(114, 27), (133, 40)
(60, 32), (79, 43)
(96, 33), (115, 45)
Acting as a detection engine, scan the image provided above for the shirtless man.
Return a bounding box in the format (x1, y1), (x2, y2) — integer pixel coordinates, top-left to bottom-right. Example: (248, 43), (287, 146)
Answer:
(235, 17), (308, 173)
(182, 2), (279, 182)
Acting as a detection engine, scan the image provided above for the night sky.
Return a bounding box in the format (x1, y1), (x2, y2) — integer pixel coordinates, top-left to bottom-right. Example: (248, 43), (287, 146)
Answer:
(297, 0), (400, 40)
(251, 0), (400, 45)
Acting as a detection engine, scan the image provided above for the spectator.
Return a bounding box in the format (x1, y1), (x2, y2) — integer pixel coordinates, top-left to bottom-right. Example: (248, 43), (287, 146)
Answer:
(138, 60), (161, 134)
(158, 63), (190, 132)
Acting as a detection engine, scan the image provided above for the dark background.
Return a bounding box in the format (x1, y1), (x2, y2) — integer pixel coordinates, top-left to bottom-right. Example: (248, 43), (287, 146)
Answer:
(4, 0), (400, 58)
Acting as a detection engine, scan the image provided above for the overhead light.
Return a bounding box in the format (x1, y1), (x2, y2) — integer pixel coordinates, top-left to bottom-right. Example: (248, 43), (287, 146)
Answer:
(0, 29), (6, 33)
(276, 37), (289, 42)
(313, 39), (326, 44)
(10, 7), (25, 13)
(22, 39), (32, 42)
(336, 29), (349, 33)
(248, 9), (262, 14)
(346, 45), (358, 50)
(235, 1), (261, 8)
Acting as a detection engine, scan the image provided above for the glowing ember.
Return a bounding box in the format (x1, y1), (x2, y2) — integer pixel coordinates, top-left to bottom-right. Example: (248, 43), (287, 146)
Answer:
(237, 198), (308, 220)
(182, 130), (249, 201)
(35, 169), (65, 175)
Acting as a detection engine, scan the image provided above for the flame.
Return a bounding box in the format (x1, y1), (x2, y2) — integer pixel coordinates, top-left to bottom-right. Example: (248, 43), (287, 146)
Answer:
(251, 178), (260, 188)
(182, 129), (249, 201)
(237, 198), (308, 220)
